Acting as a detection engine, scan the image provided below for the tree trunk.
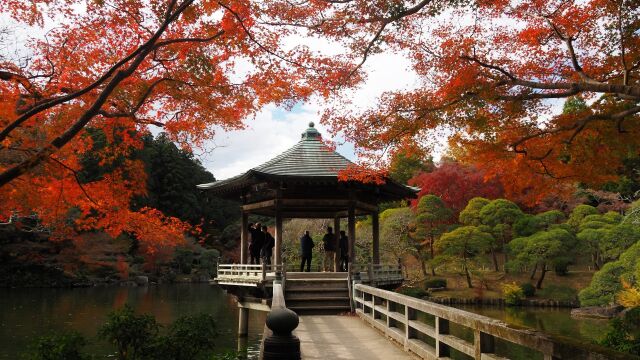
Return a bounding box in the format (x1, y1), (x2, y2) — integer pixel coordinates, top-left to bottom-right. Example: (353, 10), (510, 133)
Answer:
(592, 253), (600, 270)
(420, 258), (428, 278)
(464, 263), (473, 288)
(429, 238), (436, 275)
(491, 248), (499, 271)
(536, 263), (547, 289)
(503, 249), (509, 273)
(529, 263), (537, 280)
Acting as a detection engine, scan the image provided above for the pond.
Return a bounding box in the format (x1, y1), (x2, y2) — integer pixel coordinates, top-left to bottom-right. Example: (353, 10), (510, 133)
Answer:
(453, 305), (612, 360)
(0, 284), (266, 359)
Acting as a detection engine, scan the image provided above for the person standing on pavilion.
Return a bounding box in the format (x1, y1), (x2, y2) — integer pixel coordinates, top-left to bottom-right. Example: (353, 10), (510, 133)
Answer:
(339, 230), (349, 272)
(322, 226), (336, 272)
(249, 222), (264, 264)
(261, 225), (275, 265)
(299, 230), (314, 272)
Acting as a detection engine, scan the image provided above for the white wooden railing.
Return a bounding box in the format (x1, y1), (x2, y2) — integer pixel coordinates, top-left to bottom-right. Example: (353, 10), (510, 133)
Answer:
(351, 263), (404, 286)
(354, 284), (628, 360)
(215, 264), (286, 286)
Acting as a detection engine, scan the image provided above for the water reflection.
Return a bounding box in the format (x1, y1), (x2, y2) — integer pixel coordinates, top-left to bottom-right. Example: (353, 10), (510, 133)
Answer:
(458, 305), (611, 343)
(0, 284), (266, 359)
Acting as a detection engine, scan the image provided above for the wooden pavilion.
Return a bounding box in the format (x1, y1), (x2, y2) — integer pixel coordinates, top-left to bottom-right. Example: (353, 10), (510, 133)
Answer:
(197, 122), (418, 267)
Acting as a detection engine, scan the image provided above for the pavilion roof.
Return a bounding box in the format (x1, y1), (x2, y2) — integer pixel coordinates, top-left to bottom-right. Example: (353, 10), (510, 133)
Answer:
(197, 122), (419, 199)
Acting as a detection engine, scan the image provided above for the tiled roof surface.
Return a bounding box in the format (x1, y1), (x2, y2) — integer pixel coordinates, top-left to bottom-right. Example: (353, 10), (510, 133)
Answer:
(197, 123), (418, 197)
(252, 131), (351, 177)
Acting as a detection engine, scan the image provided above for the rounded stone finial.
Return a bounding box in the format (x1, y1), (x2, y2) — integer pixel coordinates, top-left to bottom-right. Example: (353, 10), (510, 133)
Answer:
(308, 121), (315, 128)
(266, 307), (299, 336)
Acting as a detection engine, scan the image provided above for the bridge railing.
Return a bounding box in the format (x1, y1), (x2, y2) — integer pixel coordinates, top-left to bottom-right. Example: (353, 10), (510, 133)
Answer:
(353, 284), (630, 360)
(261, 274), (300, 360)
(215, 264), (287, 286)
(351, 263), (404, 286)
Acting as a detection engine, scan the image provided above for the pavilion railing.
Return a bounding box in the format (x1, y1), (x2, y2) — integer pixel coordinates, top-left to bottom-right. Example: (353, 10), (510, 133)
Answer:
(215, 264), (287, 286)
(353, 284), (632, 360)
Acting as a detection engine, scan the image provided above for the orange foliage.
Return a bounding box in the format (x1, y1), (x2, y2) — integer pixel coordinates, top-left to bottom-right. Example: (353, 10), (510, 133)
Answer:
(0, 0), (356, 252)
(314, 0), (640, 205)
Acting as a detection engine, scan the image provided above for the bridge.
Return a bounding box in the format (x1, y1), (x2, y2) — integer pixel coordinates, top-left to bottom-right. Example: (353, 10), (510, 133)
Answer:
(215, 266), (634, 360)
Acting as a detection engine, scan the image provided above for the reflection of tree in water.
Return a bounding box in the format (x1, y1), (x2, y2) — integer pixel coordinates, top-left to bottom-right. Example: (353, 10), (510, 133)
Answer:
(504, 307), (527, 327)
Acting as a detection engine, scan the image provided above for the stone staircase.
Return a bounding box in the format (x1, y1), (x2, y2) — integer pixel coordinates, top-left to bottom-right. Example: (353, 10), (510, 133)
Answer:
(284, 272), (351, 315)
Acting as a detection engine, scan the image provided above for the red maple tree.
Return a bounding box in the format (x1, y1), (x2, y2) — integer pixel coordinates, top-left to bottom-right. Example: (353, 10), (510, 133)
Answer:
(0, 0), (355, 250)
(315, 0), (640, 205)
(409, 162), (503, 216)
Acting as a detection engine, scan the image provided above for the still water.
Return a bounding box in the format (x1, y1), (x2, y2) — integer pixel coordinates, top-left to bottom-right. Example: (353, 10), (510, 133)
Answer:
(0, 285), (612, 360)
(453, 305), (611, 360)
(0, 284), (266, 359)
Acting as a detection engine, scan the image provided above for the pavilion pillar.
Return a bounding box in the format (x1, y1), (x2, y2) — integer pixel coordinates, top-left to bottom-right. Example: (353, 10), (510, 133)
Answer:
(372, 210), (380, 264)
(334, 217), (341, 271)
(274, 205), (283, 266)
(348, 203), (356, 267)
(240, 212), (248, 264)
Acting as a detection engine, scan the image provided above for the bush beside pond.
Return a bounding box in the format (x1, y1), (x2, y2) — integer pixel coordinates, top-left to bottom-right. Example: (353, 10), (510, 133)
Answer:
(26, 305), (242, 360)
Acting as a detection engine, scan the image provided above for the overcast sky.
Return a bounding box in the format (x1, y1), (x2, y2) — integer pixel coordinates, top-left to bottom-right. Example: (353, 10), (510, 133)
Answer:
(200, 51), (420, 180)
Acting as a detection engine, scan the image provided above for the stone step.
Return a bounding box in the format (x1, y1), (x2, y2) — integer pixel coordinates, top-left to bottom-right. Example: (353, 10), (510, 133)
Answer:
(287, 299), (350, 308)
(288, 305), (352, 316)
(286, 279), (348, 289)
(285, 293), (350, 301)
(286, 290), (348, 299)
(286, 272), (348, 280)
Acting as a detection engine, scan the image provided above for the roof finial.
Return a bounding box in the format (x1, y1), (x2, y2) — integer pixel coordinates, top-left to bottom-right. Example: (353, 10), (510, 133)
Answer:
(302, 121), (321, 139)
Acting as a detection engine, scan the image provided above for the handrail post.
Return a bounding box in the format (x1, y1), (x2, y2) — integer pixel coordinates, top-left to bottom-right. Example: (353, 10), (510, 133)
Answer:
(262, 280), (300, 360)
(351, 271), (361, 312)
(262, 263), (267, 282)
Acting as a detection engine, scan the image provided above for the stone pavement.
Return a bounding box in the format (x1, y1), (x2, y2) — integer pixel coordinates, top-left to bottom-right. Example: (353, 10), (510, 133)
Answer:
(294, 315), (417, 360)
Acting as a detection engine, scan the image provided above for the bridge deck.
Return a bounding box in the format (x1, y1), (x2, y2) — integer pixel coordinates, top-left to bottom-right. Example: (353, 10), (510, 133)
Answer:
(294, 315), (417, 360)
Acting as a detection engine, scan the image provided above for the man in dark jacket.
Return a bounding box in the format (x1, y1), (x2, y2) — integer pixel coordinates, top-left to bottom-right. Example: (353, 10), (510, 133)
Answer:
(299, 230), (314, 272)
(261, 225), (275, 265)
(249, 223), (264, 264)
(322, 226), (336, 272)
(339, 230), (349, 272)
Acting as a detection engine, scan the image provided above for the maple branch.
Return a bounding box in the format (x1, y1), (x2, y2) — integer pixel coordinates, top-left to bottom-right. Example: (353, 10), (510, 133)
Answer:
(218, 1), (313, 71)
(0, 70), (42, 97)
(49, 157), (98, 205)
(0, 0), (192, 187)
(461, 54), (516, 80)
(616, 7), (629, 86)
(496, 89), (580, 101)
(464, 54), (640, 100)
(510, 105), (640, 152)
(0, 44), (150, 145)
(348, 0), (433, 79)
(545, 19), (600, 85)
(98, 77), (171, 120)
(346, 22), (388, 79)
(155, 30), (225, 47)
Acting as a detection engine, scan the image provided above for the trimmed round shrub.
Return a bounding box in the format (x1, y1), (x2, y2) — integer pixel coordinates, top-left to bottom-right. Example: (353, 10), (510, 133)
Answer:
(424, 278), (447, 289)
(398, 287), (428, 299)
(520, 283), (536, 297)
